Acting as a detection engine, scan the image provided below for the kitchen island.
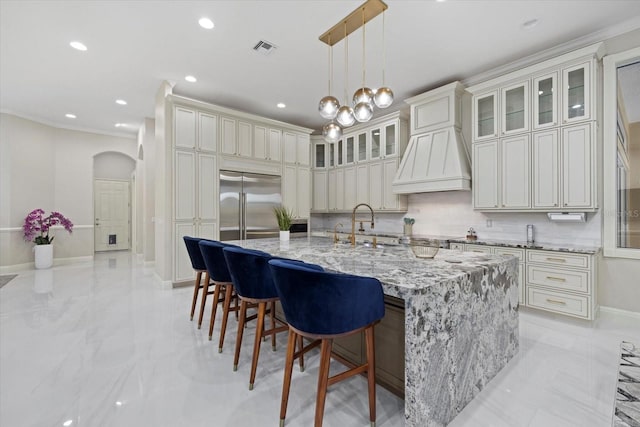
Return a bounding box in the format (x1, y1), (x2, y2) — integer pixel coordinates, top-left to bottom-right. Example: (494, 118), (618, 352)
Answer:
(235, 236), (519, 427)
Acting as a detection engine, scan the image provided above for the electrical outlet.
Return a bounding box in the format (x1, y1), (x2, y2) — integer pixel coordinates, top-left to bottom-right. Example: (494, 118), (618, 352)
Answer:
(486, 219), (493, 228)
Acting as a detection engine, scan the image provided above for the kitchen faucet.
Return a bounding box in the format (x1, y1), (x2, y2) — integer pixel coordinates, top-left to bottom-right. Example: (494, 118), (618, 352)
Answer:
(350, 203), (375, 247)
(333, 223), (343, 243)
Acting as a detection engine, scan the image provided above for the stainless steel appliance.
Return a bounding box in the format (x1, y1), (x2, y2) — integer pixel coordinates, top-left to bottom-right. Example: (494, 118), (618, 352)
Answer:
(219, 171), (282, 241)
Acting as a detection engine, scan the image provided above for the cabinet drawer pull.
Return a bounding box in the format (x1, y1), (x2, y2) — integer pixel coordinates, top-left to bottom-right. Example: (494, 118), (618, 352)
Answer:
(471, 250), (485, 253)
(546, 298), (567, 306)
(546, 276), (566, 282)
(546, 257), (566, 263)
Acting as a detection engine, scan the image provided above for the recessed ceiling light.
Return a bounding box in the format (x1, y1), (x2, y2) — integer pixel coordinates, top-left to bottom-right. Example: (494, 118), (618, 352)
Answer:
(198, 17), (214, 29)
(63, 421), (73, 427)
(115, 401), (123, 406)
(65, 113), (76, 119)
(115, 123), (127, 128)
(115, 99), (127, 105)
(185, 75), (197, 83)
(277, 103), (286, 108)
(436, 0), (447, 2)
(69, 41), (87, 51)
(522, 19), (539, 30)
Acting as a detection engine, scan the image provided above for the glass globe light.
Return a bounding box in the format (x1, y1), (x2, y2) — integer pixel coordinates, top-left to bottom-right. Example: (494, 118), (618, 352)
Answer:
(374, 87), (394, 108)
(322, 122), (342, 143)
(353, 87), (374, 106)
(336, 105), (356, 127)
(318, 96), (340, 120)
(354, 101), (373, 122)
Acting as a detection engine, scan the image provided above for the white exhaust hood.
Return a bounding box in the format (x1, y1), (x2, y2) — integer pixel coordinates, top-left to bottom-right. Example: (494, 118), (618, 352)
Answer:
(392, 82), (471, 194)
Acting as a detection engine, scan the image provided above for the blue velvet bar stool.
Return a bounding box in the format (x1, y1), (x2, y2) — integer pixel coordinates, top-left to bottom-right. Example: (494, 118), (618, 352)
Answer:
(183, 236), (211, 322)
(198, 240), (240, 351)
(223, 246), (293, 390)
(268, 259), (385, 427)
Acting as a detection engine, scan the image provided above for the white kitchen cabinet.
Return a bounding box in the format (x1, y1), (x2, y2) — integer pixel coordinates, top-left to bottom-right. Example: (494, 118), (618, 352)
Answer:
(500, 81), (529, 136)
(220, 116), (237, 155)
(198, 154), (216, 221)
(468, 44), (601, 212)
(532, 130), (560, 208)
(335, 168), (345, 211)
(328, 169), (337, 211)
(269, 129), (282, 162)
(343, 166), (357, 210)
(254, 125), (268, 160)
(368, 159), (407, 211)
(357, 132), (367, 162)
(174, 150), (196, 221)
(356, 164), (369, 205)
(533, 72), (558, 130)
(175, 107), (196, 149)
(473, 140), (499, 209)
(283, 132), (310, 166)
(500, 135), (530, 209)
(344, 135), (356, 165)
(473, 91), (498, 141)
(198, 112), (217, 152)
(282, 165), (310, 219)
(562, 123), (594, 208)
(562, 62), (591, 124)
(369, 121), (400, 160)
(174, 221), (217, 282)
(312, 170), (328, 212)
(313, 141), (327, 169)
(238, 121), (252, 157)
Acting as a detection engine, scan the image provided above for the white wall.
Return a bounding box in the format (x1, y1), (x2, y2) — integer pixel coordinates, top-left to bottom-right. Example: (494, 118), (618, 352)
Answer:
(0, 113), (137, 267)
(139, 117), (156, 262)
(94, 152), (136, 180)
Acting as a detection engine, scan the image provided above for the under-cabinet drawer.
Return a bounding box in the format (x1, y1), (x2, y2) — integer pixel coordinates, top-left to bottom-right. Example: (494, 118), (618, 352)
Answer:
(527, 286), (590, 318)
(465, 244), (493, 254)
(494, 247), (525, 261)
(527, 250), (590, 269)
(526, 265), (590, 293)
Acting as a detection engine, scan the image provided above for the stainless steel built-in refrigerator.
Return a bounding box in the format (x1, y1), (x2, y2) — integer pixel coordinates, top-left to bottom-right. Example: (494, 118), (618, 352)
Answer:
(219, 171), (282, 241)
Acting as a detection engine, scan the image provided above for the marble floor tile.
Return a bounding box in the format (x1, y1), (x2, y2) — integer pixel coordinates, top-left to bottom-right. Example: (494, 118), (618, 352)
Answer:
(1, 251), (638, 427)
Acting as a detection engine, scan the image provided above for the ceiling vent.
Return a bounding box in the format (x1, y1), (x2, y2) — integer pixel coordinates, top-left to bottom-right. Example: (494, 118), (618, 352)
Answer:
(253, 40), (277, 55)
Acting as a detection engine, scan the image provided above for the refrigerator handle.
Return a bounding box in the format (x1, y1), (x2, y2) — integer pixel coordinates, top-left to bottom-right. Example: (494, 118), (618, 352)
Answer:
(238, 192), (244, 240)
(241, 192), (247, 240)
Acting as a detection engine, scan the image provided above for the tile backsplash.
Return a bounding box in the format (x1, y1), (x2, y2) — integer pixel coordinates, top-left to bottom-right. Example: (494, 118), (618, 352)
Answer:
(311, 191), (602, 247)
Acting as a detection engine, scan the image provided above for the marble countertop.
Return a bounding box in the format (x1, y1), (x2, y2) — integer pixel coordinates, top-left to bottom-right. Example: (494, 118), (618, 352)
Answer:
(233, 236), (516, 299)
(310, 229), (601, 254)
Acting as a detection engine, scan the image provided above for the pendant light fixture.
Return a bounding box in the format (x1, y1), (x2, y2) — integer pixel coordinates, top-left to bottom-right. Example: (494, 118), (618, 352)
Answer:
(336, 23), (356, 127)
(318, 37), (340, 120)
(374, 10), (394, 108)
(353, 7), (374, 122)
(318, 0), (392, 131)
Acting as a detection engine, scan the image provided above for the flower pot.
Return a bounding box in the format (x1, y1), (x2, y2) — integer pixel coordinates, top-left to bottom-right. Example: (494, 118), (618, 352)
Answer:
(403, 224), (413, 236)
(279, 230), (290, 242)
(34, 244), (53, 269)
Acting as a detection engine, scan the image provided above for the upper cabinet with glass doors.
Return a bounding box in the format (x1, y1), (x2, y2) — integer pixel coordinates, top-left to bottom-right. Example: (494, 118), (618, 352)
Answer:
(501, 81), (529, 135)
(473, 91), (498, 141)
(562, 62), (591, 124)
(369, 121), (399, 160)
(533, 73), (558, 129)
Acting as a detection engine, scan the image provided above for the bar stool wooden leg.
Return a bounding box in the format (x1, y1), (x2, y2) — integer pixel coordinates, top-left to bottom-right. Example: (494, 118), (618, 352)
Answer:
(190, 271), (202, 320)
(235, 293), (239, 320)
(365, 326), (377, 427)
(315, 339), (333, 427)
(208, 282), (223, 340)
(280, 329), (297, 427)
(298, 335), (305, 372)
(233, 300), (248, 371)
(197, 272), (210, 328)
(218, 284), (234, 353)
(270, 301), (277, 351)
(248, 302), (267, 390)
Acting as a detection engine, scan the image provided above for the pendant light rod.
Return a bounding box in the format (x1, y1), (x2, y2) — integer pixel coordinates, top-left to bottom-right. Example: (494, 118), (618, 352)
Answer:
(361, 8), (366, 89)
(319, 0), (388, 46)
(344, 24), (349, 102)
(381, 11), (386, 85)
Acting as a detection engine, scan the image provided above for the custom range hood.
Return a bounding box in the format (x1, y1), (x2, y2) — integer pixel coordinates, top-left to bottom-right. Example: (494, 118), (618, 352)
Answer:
(392, 82), (471, 194)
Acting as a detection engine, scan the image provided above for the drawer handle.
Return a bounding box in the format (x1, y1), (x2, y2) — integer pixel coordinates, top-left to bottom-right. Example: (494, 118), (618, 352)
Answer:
(546, 298), (567, 306)
(546, 257), (566, 263)
(471, 250), (485, 253)
(546, 276), (567, 282)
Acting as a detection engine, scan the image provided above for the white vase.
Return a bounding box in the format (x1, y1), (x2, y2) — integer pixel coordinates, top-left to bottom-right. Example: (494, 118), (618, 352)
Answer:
(279, 230), (290, 242)
(34, 244), (53, 269)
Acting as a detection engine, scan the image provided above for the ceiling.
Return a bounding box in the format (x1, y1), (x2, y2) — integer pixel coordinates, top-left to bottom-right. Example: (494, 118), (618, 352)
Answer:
(2, 1), (640, 139)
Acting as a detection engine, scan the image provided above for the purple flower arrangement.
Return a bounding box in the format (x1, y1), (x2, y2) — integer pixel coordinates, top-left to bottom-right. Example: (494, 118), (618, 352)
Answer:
(23, 209), (74, 245)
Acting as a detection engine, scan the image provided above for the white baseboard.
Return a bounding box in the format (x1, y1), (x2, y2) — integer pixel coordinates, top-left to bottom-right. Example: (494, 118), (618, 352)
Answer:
(599, 305), (640, 319)
(172, 280), (192, 289)
(153, 272), (173, 290)
(0, 255), (94, 274)
(143, 260), (155, 267)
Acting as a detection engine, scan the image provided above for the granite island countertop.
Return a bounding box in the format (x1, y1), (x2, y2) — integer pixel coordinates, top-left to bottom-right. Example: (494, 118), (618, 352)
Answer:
(230, 236), (520, 427)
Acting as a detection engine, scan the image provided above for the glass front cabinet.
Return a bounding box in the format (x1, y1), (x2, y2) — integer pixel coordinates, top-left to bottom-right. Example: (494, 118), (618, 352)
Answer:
(533, 72), (558, 130)
(562, 62), (591, 124)
(369, 121), (398, 160)
(500, 81), (529, 136)
(313, 141), (327, 168)
(473, 91), (498, 141)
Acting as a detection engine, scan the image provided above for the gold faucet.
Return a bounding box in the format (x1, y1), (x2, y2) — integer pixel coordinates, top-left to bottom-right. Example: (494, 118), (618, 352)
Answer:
(333, 223), (343, 243)
(350, 203), (375, 247)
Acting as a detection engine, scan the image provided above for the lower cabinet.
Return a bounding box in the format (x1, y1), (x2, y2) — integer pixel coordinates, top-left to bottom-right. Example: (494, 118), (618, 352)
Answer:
(332, 295), (405, 398)
(174, 221), (216, 282)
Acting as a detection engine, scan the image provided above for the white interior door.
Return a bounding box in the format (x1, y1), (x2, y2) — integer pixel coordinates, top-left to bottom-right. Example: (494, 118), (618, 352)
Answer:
(94, 179), (130, 252)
